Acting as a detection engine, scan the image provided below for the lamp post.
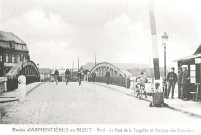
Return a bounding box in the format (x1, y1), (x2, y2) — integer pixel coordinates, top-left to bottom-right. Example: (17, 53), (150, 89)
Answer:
(37, 63), (39, 69)
(162, 32), (168, 97)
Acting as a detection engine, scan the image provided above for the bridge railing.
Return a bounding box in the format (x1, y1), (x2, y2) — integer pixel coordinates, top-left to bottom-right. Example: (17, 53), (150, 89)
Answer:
(7, 76), (40, 91)
(88, 76), (130, 88)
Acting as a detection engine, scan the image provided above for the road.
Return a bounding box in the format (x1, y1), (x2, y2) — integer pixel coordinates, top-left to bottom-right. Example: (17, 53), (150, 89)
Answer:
(1, 82), (201, 124)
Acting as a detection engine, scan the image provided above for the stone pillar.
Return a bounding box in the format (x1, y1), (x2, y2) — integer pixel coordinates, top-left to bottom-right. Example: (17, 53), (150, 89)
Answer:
(18, 75), (26, 102)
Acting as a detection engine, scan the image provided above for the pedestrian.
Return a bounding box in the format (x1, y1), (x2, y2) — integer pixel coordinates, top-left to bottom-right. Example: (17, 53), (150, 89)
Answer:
(77, 71), (82, 86)
(181, 65), (190, 101)
(65, 68), (71, 85)
(92, 72), (96, 83)
(105, 69), (110, 85)
(54, 69), (59, 85)
(177, 67), (183, 99)
(166, 67), (178, 99)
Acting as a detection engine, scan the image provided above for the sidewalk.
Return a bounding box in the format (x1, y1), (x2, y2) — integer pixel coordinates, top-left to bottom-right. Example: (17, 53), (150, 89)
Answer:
(0, 82), (43, 103)
(88, 82), (201, 118)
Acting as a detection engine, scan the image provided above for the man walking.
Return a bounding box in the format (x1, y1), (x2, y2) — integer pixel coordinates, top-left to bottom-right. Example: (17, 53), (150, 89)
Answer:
(181, 65), (190, 101)
(92, 72), (96, 83)
(65, 68), (71, 85)
(177, 67), (183, 99)
(77, 71), (82, 86)
(166, 67), (178, 99)
(105, 69), (110, 85)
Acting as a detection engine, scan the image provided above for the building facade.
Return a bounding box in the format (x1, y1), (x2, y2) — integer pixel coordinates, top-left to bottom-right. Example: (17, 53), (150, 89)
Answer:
(174, 44), (201, 100)
(0, 31), (30, 77)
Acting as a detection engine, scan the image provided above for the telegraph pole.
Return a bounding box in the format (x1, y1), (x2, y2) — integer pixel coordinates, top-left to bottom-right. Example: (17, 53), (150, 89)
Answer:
(95, 53), (96, 66)
(78, 57), (79, 71)
(72, 62), (74, 72)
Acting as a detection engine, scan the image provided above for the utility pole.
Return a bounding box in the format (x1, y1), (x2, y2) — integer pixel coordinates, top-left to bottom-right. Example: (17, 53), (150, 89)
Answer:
(78, 57), (79, 71)
(72, 62), (74, 72)
(95, 53), (96, 66)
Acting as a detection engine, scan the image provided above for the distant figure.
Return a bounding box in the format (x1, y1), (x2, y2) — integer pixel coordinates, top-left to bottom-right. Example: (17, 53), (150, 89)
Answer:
(181, 65), (190, 101)
(177, 67), (183, 99)
(65, 68), (71, 85)
(18, 75), (26, 102)
(135, 72), (148, 98)
(105, 70), (110, 85)
(77, 71), (82, 86)
(167, 67), (178, 99)
(54, 69), (59, 85)
(91, 72), (96, 82)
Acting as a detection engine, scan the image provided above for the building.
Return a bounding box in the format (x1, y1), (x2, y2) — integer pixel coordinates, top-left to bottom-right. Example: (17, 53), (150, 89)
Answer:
(50, 69), (66, 82)
(0, 31), (30, 77)
(39, 68), (51, 81)
(174, 44), (201, 100)
(80, 63), (96, 80)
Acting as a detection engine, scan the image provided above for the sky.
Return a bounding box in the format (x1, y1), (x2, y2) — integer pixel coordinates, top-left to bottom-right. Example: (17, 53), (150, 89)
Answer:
(0, 0), (201, 69)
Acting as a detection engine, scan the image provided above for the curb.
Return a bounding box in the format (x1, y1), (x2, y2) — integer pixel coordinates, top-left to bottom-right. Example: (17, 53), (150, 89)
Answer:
(88, 82), (129, 96)
(88, 82), (201, 119)
(0, 82), (44, 103)
(26, 82), (44, 95)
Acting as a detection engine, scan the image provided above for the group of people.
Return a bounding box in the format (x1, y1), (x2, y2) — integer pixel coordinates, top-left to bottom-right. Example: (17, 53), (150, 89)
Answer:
(53, 69), (83, 86)
(165, 65), (190, 101)
(134, 65), (190, 101)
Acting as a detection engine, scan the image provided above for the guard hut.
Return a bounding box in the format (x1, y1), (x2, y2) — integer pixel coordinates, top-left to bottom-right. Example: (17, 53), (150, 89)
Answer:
(174, 44), (201, 101)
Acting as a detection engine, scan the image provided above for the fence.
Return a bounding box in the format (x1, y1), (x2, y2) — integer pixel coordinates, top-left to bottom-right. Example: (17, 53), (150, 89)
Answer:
(7, 76), (40, 91)
(88, 76), (130, 88)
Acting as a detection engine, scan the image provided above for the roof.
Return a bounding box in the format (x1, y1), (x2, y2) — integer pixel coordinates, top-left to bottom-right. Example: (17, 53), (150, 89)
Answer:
(194, 44), (201, 55)
(0, 31), (26, 44)
(174, 44), (201, 62)
(174, 54), (201, 62)
(39, 68), (51, 75)
(80, 63), (96, 71)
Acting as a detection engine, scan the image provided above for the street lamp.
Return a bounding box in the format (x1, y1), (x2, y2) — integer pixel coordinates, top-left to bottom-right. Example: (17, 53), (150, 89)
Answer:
(162, 32), (168, 98)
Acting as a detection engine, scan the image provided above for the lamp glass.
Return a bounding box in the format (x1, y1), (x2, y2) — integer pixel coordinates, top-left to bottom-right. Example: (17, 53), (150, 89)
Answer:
(162, 32), (168, 45)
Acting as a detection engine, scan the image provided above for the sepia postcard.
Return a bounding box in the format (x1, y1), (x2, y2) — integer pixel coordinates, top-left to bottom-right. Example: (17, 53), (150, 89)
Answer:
(0, 0), (201, 135)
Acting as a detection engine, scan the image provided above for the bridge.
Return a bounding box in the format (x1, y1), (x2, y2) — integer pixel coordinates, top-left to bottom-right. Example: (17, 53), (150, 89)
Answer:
(5, 60), (40, 91)
(88, 62), (132, 88)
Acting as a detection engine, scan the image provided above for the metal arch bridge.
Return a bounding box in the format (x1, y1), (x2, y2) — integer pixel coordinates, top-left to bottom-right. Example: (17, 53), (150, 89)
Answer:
(89, 62), (132, 88)
(89, 62), (132, 77)
(6, 60), (40, 91)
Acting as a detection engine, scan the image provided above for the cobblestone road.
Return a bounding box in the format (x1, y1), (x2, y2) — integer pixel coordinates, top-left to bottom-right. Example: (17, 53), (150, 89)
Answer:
(1, 82), (201, 124)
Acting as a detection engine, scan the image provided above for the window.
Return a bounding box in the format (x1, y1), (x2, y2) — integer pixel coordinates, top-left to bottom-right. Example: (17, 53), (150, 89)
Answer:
(22, 45), (27, 50)
(24, 55), (26, 61)
(190, 65), (196, 83)
(5, 54), (9, 62)
(12, 54), (15, 63)
(17, 55), (20, 63)
(0, 54), (2, 62)
(9, 41), (15, 49)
